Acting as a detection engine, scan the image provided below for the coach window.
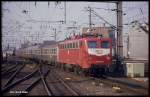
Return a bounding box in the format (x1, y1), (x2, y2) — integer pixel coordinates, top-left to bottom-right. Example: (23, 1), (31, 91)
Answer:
(53, 49), (55, 54)
(68, 43), (70, 49)
(75, 42), (76, 48)
(67, 43), (69, 49)
(73, 42), (75, 48)
(49, 49), (51, 54)
(69, 43), (71, 49)
(43, 49), (45, 54)
(49, 49), (50, 54)
(65, 44), (67, 49)
(45, 49), (47, 54)
(75, 42), (78, 48)
(45, 49), (49, 54)
(74, 42), (76, 48)
(51, 49), (52, 54)
(70, 43), (72, 49)
(54, 49), (56, 54)
(64, 44), (65, 49)
(75, 42), (77, 48)
(70, 43), (72, 48)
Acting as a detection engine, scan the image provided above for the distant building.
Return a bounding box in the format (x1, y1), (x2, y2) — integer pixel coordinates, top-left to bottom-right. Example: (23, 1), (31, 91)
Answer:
(127, 22), (148, 60)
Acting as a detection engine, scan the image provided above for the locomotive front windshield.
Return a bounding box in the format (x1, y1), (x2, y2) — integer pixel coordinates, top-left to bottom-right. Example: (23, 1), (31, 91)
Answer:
(101, 41), (109, 48)
(88, 41), (97, 48)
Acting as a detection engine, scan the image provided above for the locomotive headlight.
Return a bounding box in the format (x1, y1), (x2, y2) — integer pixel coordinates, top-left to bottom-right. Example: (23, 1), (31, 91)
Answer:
(106, 56), (110, 60)
(89, 57), (92, 60)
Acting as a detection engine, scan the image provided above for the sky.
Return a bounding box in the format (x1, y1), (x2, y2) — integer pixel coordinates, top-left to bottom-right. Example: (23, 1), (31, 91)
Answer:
(2, 1), (148, 50)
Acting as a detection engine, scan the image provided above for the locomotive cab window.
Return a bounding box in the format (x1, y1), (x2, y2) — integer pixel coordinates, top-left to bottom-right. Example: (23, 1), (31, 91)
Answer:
(88, 41), (97, 48)
(101, 41), (109, 48)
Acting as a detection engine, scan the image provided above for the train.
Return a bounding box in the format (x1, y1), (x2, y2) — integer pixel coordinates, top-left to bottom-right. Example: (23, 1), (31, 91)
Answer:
(15, 35), (112, 77)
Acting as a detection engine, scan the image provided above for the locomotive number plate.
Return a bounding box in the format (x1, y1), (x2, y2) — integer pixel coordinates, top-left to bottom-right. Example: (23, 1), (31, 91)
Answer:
(95, 50), (103, 54)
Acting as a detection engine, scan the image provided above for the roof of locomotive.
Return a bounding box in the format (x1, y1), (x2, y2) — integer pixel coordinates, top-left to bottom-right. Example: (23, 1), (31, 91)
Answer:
(59, 37), (111, 44)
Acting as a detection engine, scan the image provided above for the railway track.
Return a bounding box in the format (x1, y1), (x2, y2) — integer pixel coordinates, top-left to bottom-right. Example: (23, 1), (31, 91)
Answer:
(3, 64), (26, 87)
(18, 65), (50, 96)
(2, 64), (19, 76)
(39, 65), (52, 96)
(90, 77), (148, 95)
(2, 68), (39, 95)
(2, 59), (51, 96)
(45, 67), (80, 96)
(2, 56), (148, 96)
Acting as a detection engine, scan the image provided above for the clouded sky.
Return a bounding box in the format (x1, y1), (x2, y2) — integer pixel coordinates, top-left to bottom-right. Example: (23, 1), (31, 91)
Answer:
(2, 1), (148, 49)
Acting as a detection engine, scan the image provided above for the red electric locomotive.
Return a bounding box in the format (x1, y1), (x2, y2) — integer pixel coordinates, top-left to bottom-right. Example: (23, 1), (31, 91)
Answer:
(58, 36), (112, 76)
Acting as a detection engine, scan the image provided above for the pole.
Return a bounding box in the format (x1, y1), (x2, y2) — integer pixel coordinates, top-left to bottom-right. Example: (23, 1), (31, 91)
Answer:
(115, 1), (124, 75)
(64, 2), (66, 24)
(88, 6), (92, 29)
(116, 1), (123, 58)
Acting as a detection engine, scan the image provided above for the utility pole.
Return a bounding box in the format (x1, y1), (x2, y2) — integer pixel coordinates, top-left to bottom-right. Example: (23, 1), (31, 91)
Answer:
(64, 1), (66, 24)
(88, 6), (92, 29)
(116, 1), (123, 58)
(115, 1), (124, 76)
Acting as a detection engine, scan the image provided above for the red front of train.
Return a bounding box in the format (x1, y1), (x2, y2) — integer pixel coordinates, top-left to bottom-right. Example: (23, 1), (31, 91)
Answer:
(58, 37), (112, 75)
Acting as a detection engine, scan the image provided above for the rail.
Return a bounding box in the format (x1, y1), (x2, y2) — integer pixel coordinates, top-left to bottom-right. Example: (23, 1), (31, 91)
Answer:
(53, 70), (80, 96)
